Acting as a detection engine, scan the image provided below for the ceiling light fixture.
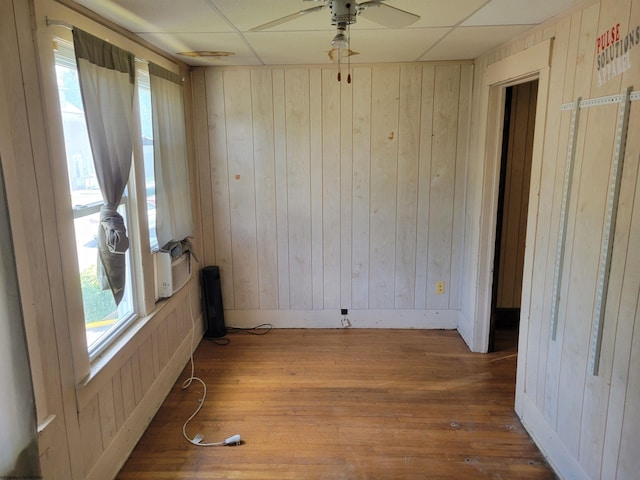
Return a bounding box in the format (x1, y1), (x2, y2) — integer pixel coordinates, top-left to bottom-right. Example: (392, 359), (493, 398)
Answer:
(329, 0), (357, 83)
(331, 24), (351, 83)
(251, 1), (420, 83)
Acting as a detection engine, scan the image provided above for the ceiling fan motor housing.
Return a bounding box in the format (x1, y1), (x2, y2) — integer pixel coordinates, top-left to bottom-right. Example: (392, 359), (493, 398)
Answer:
(330, 0), (357, 26)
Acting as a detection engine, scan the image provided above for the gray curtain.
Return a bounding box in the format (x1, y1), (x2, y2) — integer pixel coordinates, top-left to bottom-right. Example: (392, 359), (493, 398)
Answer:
(149, 62), (194, 249)
(73, 29), (135, 304)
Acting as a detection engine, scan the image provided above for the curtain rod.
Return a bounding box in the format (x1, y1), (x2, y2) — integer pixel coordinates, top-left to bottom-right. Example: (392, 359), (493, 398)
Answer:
(46, 17), (72, 29)
(46, 16), (151, 65)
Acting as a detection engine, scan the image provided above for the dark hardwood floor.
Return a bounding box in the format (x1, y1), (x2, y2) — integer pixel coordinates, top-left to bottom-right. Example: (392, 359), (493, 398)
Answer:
(117, 328), (556, 479)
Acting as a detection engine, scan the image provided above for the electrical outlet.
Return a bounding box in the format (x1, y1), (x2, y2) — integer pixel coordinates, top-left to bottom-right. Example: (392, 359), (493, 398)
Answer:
(436, 281), (445, 295)
(341, 308), (348, 315)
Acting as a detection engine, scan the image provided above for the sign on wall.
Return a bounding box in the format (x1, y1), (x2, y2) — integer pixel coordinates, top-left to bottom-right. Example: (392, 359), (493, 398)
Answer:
(596, 22), (640, 87)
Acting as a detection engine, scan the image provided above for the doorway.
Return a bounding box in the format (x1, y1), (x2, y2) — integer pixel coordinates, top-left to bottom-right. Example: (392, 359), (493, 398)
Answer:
(489, 80), (539, 352)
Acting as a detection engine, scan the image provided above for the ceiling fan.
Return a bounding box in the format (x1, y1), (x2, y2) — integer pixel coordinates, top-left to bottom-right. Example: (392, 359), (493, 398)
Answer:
(250, 0), (420, 82)
(250, 0), (420, 31)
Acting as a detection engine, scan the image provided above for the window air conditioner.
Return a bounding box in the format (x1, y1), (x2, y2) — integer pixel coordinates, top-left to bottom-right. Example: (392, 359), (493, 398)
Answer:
(155, 250), (191, 298)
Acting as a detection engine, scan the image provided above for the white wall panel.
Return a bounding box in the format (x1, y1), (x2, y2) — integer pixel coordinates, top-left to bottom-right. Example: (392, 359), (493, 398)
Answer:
(468, 0), (640, 478)
(205, 69), (235, 309)
(310, 69), (324, 310)
(414, 65), (436, 310)
(340, 76), (354, 310)
(321, 69), (342, 310)
(284, 69), (313, 310)
(251, 69), (279, 309)
(272, 69), (291, 309)
(369, 66), (401, 309)
(351, 67), (373, 310)
(224, 69), (260, 309)
(395, 65), (422, 309)
(427, 65), (460, 310)
(194, 62), (472, 321)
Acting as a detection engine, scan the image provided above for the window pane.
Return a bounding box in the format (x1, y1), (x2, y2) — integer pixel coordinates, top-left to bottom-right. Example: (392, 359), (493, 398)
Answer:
(54, 41), (135, 353)
(137, 68), (158, 251)
(74, 208), (133, 348)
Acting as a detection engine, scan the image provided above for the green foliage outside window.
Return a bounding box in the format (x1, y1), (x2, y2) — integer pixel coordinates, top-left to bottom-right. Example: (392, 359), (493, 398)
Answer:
(80, 264), (117, 327)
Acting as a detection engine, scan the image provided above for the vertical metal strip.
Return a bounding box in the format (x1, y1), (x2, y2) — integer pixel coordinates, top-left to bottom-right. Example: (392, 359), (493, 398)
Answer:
(550, 97), (581, 341)
(590, 87), (632, 375)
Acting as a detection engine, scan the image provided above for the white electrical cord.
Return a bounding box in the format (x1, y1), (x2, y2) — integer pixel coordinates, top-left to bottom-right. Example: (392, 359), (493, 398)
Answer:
(181, 286), (241, 447)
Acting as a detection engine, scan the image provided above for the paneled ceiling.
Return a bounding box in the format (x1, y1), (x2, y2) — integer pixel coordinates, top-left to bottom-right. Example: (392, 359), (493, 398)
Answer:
(72, 0), (581, 66)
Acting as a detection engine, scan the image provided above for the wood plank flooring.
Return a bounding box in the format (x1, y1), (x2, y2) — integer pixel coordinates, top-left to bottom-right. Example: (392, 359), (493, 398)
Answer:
(117, 328), (556, 479)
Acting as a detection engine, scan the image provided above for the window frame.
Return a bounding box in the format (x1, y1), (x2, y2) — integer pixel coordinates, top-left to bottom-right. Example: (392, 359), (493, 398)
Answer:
(78, 200), (141, 361)
(135, 65), (160, 253)
(47, 29), (163, 378)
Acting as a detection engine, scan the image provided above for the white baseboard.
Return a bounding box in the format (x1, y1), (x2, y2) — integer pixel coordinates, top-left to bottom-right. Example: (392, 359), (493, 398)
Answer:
(225, 309), (459, 330)
(456, 309), (474, 351)
(520, 394), (590, 480)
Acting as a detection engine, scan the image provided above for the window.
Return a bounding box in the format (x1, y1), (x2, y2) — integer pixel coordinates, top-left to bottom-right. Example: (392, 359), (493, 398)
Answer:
(137, 67), (159, 251)
(51, 32), (192, 365)
(54, 40), (136, 357)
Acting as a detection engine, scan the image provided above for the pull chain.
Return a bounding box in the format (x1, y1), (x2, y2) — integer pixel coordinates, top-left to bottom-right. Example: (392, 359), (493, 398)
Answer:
(347, 24), (352, 83)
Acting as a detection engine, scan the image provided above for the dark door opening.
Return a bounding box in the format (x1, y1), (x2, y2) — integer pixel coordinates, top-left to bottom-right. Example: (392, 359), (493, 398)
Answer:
(489, 80), (538, 352)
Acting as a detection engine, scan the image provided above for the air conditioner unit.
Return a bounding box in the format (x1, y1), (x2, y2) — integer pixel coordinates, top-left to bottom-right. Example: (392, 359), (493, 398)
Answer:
(155, 251), (191, 298)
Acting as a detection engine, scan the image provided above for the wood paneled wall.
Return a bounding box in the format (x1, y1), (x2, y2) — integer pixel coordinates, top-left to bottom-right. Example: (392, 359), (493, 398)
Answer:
(2, 2), (75, 476)
(469, 0), (640, 478)
(75, 282), (203, 479)
(193, 62), (472, 326)
(1, 1), (207, 479)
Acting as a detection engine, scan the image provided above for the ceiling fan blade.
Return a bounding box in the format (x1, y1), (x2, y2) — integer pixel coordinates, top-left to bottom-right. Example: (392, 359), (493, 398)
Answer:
(357, 1), (420, 28)
(250, 4), (327, 31)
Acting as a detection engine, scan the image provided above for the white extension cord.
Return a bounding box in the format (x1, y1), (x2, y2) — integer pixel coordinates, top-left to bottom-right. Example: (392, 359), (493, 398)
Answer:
(182, 287), (241, 447)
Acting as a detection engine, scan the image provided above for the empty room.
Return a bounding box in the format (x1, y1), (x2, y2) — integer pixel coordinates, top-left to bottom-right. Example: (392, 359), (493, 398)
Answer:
(1, 0), (639, 479)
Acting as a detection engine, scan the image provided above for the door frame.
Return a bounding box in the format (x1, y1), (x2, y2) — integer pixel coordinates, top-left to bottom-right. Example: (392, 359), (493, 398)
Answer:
(473, 39), (553, 414)
(489, 79), (539, 352)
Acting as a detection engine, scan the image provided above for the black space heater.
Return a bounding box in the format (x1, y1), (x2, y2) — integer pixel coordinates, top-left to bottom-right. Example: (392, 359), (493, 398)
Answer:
(201, 266), (226, 338)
